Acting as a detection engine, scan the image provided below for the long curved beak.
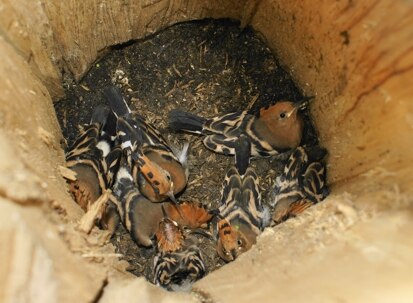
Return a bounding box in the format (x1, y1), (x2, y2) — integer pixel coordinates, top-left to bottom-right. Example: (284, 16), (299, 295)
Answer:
(167, 191), (184, 219)
(230, 248), (238, 261)
(167, 190), (179, 204)
(295, 96), (313, 111)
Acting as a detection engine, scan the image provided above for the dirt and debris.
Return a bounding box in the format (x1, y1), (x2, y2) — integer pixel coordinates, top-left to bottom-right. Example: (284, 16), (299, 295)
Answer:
(55, 18), (318, 284)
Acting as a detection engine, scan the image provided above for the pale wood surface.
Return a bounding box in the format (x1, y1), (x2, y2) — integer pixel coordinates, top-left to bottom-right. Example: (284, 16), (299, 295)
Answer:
(195, 193), (413, 302)
(249, 0), (413, 194)
(0, 0), (412, 302)
(0, 199), (107, 303)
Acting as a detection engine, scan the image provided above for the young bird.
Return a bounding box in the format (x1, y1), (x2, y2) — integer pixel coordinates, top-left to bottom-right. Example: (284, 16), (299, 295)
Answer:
(271, 146), (329, 224)
(111, 152), (166, 247)
(215, 164), (270, 262)
(153, 244), (206, 291)
(156, 206), (185, 253)
(168, 98), (308, 169)
(65, 105), (121, 213)
(104, 86), (189, 203)
(111, 152), (210, 246)
(153, 208), (206, 290)
(165, 201), (213, 229)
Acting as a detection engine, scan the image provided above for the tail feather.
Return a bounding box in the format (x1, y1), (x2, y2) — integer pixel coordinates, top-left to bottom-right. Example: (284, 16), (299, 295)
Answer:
(103, 86), (131, 118)
(103, 109), (118, 139)
(90, 104), (109, 126)
(168, 109), (205, 134)
(234, 135), (251, 175)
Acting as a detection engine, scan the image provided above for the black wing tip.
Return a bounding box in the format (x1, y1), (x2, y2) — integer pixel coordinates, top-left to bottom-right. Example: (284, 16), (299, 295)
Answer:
(90, 104), (110, 125)
(103, 85), (121, 96)
(103, 85), (130, 117)
(167, 109), (205, 132)
(234, 135), (251, 175)
(303, 145), (328, 162)
(167, 108), (202, 121)
(168, 108), (185, 116)
(102, 86), (122, 102)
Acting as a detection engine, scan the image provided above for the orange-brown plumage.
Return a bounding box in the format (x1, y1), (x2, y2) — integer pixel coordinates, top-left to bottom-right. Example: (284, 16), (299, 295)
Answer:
(216, 219), (238, 261)
(136, 154), (174, 202)
(165, 202), (212, 229)
(257, 101), (304, 150)
(142, 147), (188, 201)
(272, 199), (313, 224)
(104, 86), (188, 204)
(216, 219), (256, 262)
(271, 146), (329, 225)
(156, 217), (185, 253)
(168, 99), (308, 170)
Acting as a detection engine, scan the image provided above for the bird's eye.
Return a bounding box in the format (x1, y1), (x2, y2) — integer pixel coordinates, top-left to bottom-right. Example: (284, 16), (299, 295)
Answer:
(279, 112), (286, 118)
(237, 239), (243, 247)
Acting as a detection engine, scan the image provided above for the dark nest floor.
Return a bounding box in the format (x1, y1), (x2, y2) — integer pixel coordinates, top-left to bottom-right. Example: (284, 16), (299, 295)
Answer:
(55, 18), (318, 284)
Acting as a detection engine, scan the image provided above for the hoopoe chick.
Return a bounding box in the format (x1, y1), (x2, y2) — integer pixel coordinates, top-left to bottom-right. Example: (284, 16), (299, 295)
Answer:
(111, 152), (166, 247)
(104, 86), (189, 203)
(65, 105), (121, 231)
(156, 209), (185, 253)
(112, 154), (212, 248)
(215, 165), (270, 262)
(65, 105), (108, 209)
(271, 146), (329, 224)
(165, 201), (213, 229)
(153, 208), (206, 290)
(168, 98), (308, 170)
(115, 116), (178, 203)
(153, 244), (206, 291)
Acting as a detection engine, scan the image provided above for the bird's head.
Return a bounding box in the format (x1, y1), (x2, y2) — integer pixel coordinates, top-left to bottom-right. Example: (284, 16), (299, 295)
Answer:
(137, 155), (175, 197)
(216, 219), (250, 262)
(257, 99), (309, 148)
(262, 100), (306, 125)
(156, 215), (184, 253)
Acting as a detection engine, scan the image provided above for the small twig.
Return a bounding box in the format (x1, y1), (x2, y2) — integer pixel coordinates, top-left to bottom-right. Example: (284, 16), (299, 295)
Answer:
(80, 84), (90, 91)
(172, 64), (182, 77)
(225, 53), (229, 69)
(59, 166), (77, 181)
(63, 109), (67, 129)
(78, 189), (111, 234)
(195, 82), (204, 91)
(197, 40), (207, 47)
(246, 94), (259, 111)
(164, 81), (178, 98)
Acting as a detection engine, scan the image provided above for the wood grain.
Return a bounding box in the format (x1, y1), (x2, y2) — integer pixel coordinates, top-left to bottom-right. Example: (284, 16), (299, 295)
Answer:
(0, 1), (412, 302)
(249, 0), (413, 193)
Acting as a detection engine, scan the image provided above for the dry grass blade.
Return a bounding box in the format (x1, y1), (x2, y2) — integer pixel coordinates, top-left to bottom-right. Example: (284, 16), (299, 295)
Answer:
(246, 94), (259, 111)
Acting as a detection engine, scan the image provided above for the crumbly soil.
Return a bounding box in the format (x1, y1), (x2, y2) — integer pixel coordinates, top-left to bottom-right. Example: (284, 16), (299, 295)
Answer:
(55, 18), (318, 284)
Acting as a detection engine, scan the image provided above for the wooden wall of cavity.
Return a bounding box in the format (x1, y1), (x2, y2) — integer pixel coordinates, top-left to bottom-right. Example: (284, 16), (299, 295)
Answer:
(249, 0), (413, 196)
(0, 1), (412, 303)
